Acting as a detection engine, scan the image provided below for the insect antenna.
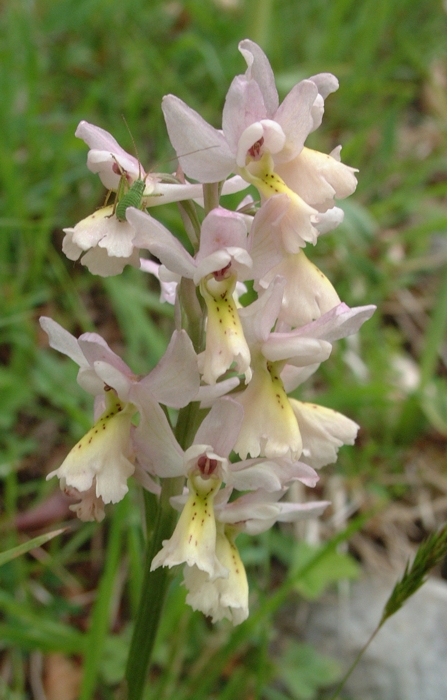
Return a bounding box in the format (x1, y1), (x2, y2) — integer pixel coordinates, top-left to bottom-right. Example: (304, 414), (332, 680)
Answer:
(121, 114), (144, 181)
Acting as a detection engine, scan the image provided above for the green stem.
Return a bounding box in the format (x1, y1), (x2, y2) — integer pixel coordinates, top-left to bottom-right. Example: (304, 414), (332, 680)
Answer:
(124, 403), (200, 698)
(328, 623), (383, 700)
(419, 261), (447, 388)
(124, 199), (207, 697)
(178, 199), (201, 248)
(178, 278), (205, 354)
(202, 182), (220, 214)
(248, 0), (273, 50)
(125, 476), (184, 700)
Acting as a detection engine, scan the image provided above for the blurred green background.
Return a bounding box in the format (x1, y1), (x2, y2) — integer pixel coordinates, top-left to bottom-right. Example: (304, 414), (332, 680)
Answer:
(1, 0), (447, 698)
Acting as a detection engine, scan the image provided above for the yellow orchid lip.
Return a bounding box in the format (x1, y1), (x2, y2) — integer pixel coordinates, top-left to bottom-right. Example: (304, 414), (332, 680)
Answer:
(242, 152), (297, 200)
(46, 389), (136, 505)
(184, 524), (249, 625)
(150, 473), (226, 579)
(199, 274), (251, 385)
(233, 357), (303, 461)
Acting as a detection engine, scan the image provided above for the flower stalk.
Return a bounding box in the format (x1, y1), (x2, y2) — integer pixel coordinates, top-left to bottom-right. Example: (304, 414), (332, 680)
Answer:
(125, 476), (184, 700)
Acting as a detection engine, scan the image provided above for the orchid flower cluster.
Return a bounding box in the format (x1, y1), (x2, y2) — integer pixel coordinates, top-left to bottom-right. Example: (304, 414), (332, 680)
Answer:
(42, 40), (375, 625)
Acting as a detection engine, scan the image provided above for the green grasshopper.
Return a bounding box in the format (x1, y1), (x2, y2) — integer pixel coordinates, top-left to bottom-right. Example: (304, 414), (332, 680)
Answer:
(108, 118), (148, 221)
(112, 158), (147, 222)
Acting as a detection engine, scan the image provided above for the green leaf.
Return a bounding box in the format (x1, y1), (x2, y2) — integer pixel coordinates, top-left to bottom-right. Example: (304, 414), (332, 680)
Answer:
(0, 590), (85, 653)
(420, 379), (447, 436)
(0, 528), (67, 567)
(277, 642), (341, 700)
(101, 632), (131, 685)
(292, 542), (360, 600)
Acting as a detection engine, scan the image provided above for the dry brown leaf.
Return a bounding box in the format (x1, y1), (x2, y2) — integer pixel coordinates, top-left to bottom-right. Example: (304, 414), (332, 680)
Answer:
(44, 653), (82, 700)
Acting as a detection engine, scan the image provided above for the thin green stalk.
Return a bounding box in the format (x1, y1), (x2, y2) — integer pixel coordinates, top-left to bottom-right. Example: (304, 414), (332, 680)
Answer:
(202, 182), (220, 214)
(123, 386), (201, 698)
(328, 624), (382, 700)
(124, 212), (206, 698)
(419, 261), (447, 387)
(124, 476), (184, 700)
(178, 277), (206, 355)
(178, 199), (201, 248)
(247, 0), (273, 50)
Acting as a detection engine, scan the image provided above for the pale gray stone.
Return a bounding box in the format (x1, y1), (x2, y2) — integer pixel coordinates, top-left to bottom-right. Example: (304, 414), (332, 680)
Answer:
(302, 574), (447, 700)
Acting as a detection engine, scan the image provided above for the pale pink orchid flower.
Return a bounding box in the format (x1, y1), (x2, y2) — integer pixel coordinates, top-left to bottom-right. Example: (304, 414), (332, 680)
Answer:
(247, 194), (341, 327)
(162, 40), (356, 251)
(181, 487), (329, 625)
(128, 205), (254, 385)
(232, 278), (375, 461)
(40, 317), (199, 519)
(64, 122), (249, 276)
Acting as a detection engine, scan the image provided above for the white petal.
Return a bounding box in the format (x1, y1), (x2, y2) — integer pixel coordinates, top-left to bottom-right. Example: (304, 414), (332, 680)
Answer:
(276, 147), (358, 211)
(137, 329), (199, 408)
(249, 197), (286, 281)
(75, 120), (142, 188)
(144, 180), (203, 205)
(281, 363), (321, 393)
(235, 121), (264, 168)
(39, 317), (87, 368)
(295, 303), (376, 342)
(199, 276), (251, 385)
(93, 361), (133, 402)
(78, 333), (132, 376)
(309, 72), (339, 100)
(258, 251), (340, 328)
(139, 259), (178, 304)
(262, 335), (332, 366)
(313, 206), (345, 234)
(80, 246), (140, 277)
(232, 362), (302, 461)
(230, 463), (283, 492)
(194, 398), (244, 459)
(62, 229), (83, 261)
(197, 207), (249, 260)
(308, 73), (339, 131)
(273, 80), (318, 162)
(290, 399), (359, 468)
(223, 77), (268, 157)
(197, 377), (241, 407)
(239, 275), (285, 345)
(126, 207), (196, 279)
(275, 500), (331, 523)
(239, 39), (279, 115)
(162, 95), (235, 182)
(63, 207), (117, 252)
(76, 120), (138, 163)
(133, 393), (184, 478)
(63, 481), (106, 522)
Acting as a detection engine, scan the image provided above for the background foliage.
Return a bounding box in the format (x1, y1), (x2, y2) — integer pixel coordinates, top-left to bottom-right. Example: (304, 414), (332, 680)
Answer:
(1, 0), (447, 698)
